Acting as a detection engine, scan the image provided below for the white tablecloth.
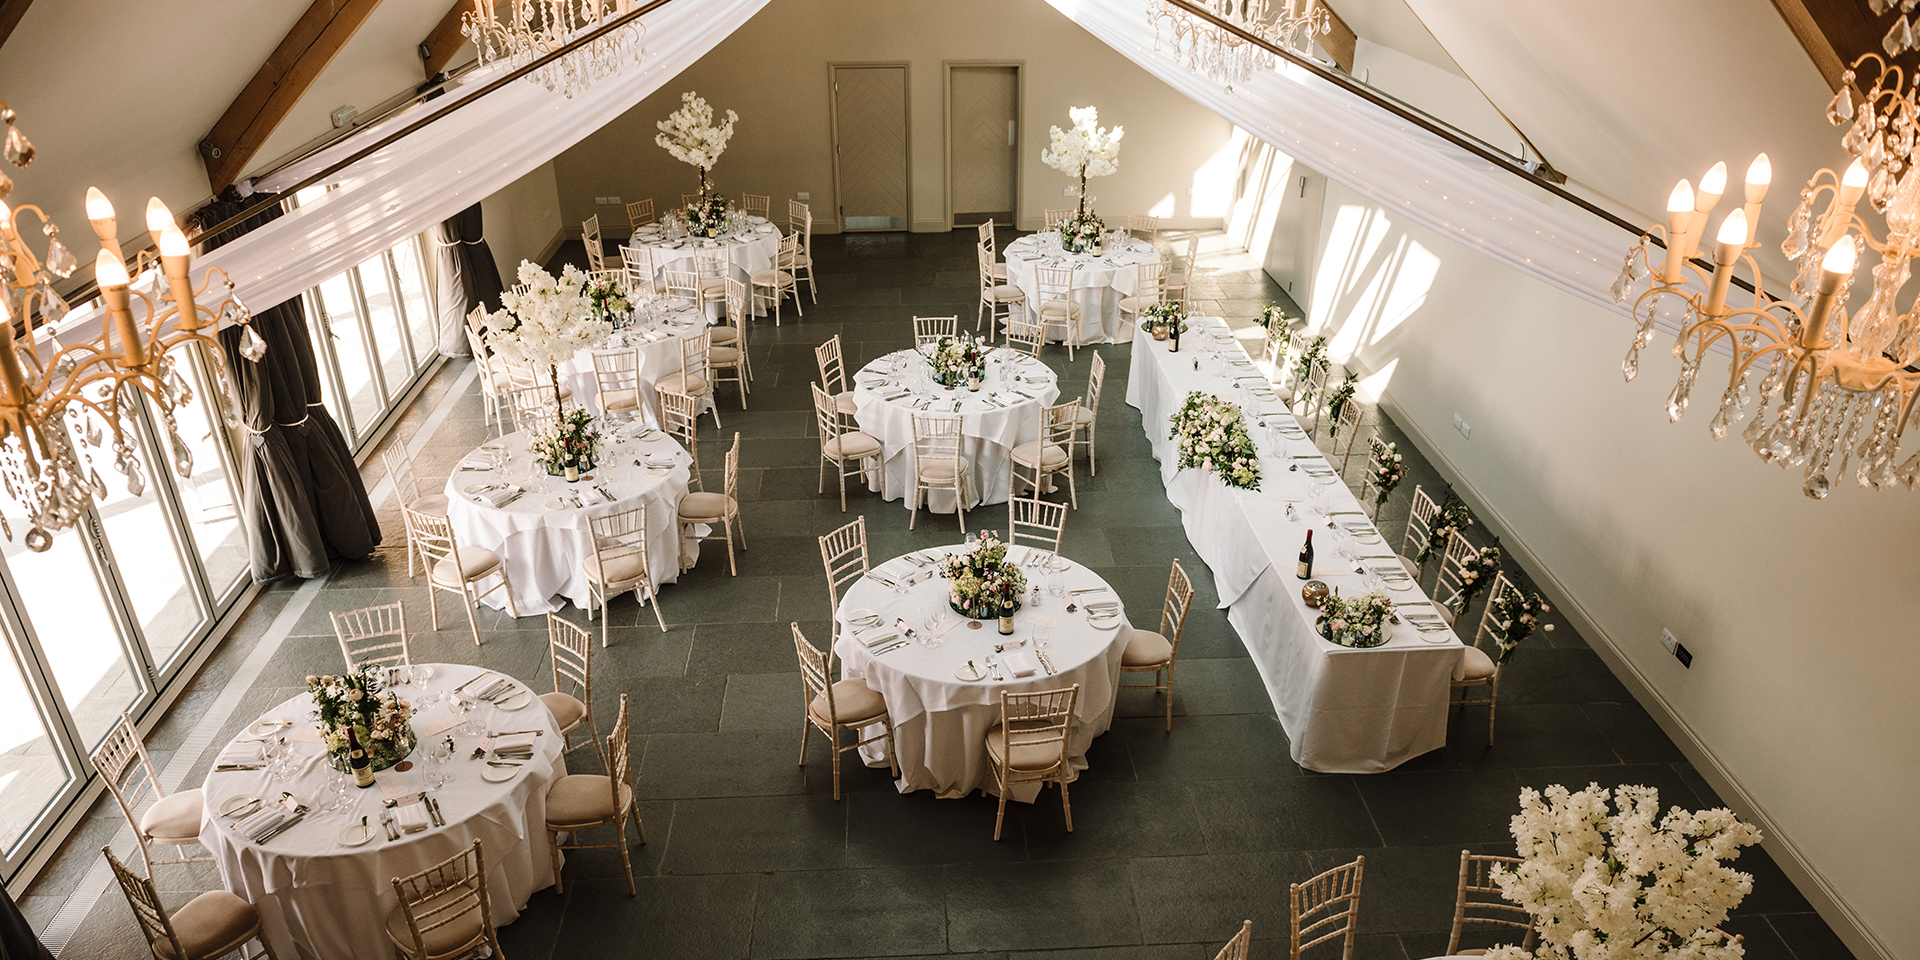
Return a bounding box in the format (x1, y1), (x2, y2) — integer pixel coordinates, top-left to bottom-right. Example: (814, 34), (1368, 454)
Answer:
(555, 309), (712, 423)
(851, 347), (1060, 514)
(832, 545), (1131, 800)
(198, 664), (565, 960)
(626, 216), (780, 319)
(1003, 233), (1161, 344)
(443, 427), (696, 616)
(1125, 318), (1467, 773)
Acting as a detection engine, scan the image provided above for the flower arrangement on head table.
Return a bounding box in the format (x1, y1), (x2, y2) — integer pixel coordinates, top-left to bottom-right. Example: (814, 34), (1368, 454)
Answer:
(1142, 300), (1189, 337)
(929, 335), (988, 384)
(1317, 588), (1394, 648)
(307, 665), (416, 773)
(939, 529), (1028, 618)
(1041, 106), (1122, 219)
(1170, 391), (1262, 490)
(482, 261), (613, 412)
(1483, 782), (1760, 960)
(656, 90), (737, 199)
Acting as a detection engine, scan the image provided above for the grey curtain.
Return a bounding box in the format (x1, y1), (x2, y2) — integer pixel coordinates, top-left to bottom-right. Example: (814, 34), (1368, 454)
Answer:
(192, 193), (381, 581)
(0, 885), (53, 960)
(434, 203), (504, 358)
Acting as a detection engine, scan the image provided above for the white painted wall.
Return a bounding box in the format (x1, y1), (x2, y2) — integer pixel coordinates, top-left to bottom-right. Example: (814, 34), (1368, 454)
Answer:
(1349, 38), (1516, 155)
(480, 161), (563, 281)
(1305, 180), (1918, 960)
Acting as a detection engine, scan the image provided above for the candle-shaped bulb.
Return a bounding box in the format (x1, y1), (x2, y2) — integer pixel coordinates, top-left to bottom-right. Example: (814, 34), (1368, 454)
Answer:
(1667, 179), (1694, 213)
(144, 197), (175, 242)
(95, 250), (130, 288)
(1746, 154), (1771, 192)
(85, 187), (114, 222)
(159, 226), (189, 258)
(0, 199), (11, 230)
(1699, 161), (1728, 199)
(0, 293), (10, 324)
(1717, 209), (1749, 246)
(1823, 235), (1858, 275)
(1843, 159), (1869, 189)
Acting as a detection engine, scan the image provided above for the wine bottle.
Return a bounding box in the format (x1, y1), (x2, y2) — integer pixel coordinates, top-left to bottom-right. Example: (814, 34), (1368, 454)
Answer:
(1296, 529), (1315, 580)
(347, 727), (375, 788)
(1170, 319), (1181, 353)
(998, 597), (1016, 635)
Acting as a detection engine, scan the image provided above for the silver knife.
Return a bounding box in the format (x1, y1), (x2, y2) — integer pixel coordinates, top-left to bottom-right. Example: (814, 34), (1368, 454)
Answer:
(258, 807), (308, 843)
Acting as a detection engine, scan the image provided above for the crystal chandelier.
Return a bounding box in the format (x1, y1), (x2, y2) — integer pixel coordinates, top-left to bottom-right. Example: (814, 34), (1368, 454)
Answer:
(0, 103), (263, 549)
(1612, 53), (1920, 500)
(1150, 0), (1330, 94)
(462, 0), (645, 100)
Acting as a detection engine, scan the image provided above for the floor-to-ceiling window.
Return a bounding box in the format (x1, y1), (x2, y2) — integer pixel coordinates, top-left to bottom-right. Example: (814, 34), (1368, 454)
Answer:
(0, 211), (443, 887)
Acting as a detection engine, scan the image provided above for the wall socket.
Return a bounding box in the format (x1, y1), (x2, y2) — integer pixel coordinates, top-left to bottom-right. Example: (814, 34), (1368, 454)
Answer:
(1452, 414), (1471, 439)
(1660, 628), (1693, 668)
(591, 196), (623, 205)
(797, 192), (810, 201)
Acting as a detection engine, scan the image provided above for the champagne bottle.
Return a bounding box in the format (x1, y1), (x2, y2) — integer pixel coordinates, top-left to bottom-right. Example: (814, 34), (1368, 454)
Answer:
(998, 597), (1016, 635)
(347, 727), (375, 788)
(1296, 529), (1315, 580)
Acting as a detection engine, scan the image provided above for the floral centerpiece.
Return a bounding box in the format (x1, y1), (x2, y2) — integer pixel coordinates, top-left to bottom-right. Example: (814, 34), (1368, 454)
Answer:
(1456, 543), (1504, 612)
(655, 90), (737, 199)
(1041, 106), (1122, 220)
(1143, 301), (1189, 340)
(1293, 334), (1329, 384)
(1325, 372), (1359, 435)
(1485, 783), (1760, 960)
(1317, 589), (1393, 647)
(939, 529), (1028, 618)
(530, 408), (602, 475)
(1489, 584), (1553, 663)
(685, 192), (732, 239)
(1367, 438), (1404, 511)
(583, 270), (632, 320)
(1058, 210), (1106, 254)
(482, 261), (613, 415)
(1415, 493), (1472, 563)
(306, 666), (416, 774)
(1170, 391), (1262, 490)
(929, 335), (988, 387)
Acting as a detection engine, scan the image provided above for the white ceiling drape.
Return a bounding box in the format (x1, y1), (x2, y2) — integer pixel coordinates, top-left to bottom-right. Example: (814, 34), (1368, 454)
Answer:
(50, 0), (770, 342)
(1044, 0), (1640, 318)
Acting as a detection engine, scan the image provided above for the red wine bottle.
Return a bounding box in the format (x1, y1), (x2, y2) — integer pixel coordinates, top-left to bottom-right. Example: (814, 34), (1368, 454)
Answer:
(347, 727), (375, 788)
(1296, 529), (1315, 580)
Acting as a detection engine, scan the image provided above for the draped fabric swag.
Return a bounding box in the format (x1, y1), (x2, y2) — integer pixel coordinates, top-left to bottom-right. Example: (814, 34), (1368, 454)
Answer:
(191, 197), (380, 582)
(433, 203), (506, 358)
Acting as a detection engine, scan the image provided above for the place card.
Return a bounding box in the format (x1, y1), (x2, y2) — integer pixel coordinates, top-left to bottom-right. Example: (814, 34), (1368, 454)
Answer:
(287, 726), (323, 744)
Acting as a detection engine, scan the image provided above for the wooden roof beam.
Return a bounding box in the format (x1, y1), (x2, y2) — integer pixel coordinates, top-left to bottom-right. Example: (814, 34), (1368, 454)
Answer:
(1316, 0), (1357, 74)
(0, 0), (32, 51)
(200, 0), (385, 194)
(419, 1), (471, 78)
(1767, 0), (1920, 91)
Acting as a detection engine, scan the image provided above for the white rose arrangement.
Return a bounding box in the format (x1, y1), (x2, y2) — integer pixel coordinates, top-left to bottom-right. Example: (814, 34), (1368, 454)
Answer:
(1041, 106), (1123, 219)
(481, 261), (613, 412)
(1318, 588), (1393, 647)
(1170, 390), (1262, 490)
(1486, 783), (1760, 960)
(656, 91), (737, 198)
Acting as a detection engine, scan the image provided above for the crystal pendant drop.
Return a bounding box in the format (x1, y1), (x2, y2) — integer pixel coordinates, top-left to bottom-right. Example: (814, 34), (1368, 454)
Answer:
(1782, 199), (1813, 260)
(1828, 84), (1855, 124)
(88, 468), (106, 500)
(166, 370), (192, 405)
(1803, 473), (1831, 499)
(83, 418), (101, 447)
(171, 439), (192, 478)
(239, 324), (268, 362)
(1709, 405), (1731, 440)
(1743, 408), (1769, 447)
(1666, 377), (1692, 422)
(22, 527), (51, 553)
(1622, 346), (1640, 382)
(2, 124), (32, 166)
(125, 461), (144, 497)
(1888, 15), (1915, 57)
(42, 238), (76, 279)
(1611, 267), (1632, 305)
(36, 284), (68, 325)
(1871, 0), (1892, 17)
(1898, 450), (1920, 488)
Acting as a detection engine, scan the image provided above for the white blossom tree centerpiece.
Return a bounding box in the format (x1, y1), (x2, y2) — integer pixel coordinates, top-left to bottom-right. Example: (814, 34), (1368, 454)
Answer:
(482, 261), (613, 415)
(1486, 783), (1761, 960)
(656, 90), (738, 200)
(1041, 106), (1123, 219)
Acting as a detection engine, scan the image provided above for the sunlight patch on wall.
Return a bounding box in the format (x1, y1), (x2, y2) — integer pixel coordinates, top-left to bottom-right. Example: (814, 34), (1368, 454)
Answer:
(1311, 203), (1438, 360)
(1355, 357), (1397, 404)
(1189, 127), (1245, 218)
(1148, 192), (1177, 218)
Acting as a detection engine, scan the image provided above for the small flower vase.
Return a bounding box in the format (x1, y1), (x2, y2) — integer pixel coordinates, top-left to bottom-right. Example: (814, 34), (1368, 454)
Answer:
(1152, 327), (1170, 341)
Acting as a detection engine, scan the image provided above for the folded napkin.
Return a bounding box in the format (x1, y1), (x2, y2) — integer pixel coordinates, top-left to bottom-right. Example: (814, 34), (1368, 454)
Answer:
(457, 454), (492, 470)
(394, 798), (430, 834)
(236, 802), (301, 843)
(491, 741), (535, 760)
(217, 743), (262, 766)
(858, 629), (900, 649)
(477, 484), (522, 507)
(643, 452), (678, 468)
(1002, 652), (1038, 678)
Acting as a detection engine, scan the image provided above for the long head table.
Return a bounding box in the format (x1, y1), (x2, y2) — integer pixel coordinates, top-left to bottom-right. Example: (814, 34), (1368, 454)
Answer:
(1124, 318), (1467, 773)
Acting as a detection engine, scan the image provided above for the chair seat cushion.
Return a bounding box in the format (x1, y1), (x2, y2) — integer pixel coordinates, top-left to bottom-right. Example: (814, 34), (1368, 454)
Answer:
(986, 284), (1025, 302)
(810, 678), (888, 726)
(546, 774), (631, 826)
(985, 724), (1064, 771)
(989, 263), (1008, 280)
(698, 277), (730, 294)
(791, 252), (813, 267)
(540, 692), (585, 733)
(1010, 441), (1069, 469)
(384, 888), (487, 958)
(1164, 272), (1189, 287)
(1460, 644), (1497, 681)
(1038, 300), (1081, 319)
(1122, 629), (1174, 667)
(657, 373), (709, 396)
(1116, 296), (1156, 313)
(599, 387), (640, 411)
(678, 491), (737, 522)
(1397, 555), (1420, 578)
(825, 432), (882, 460)
(709, 345), (742, 365)
(156, 890), (259, 960)
(751, 270), (794, 286)
(1072, 406), (1095, 426)
(431, 547), (502, 586)
(140, 789), (204, 842)
(583, 547), (650, 585)
(710, 326), (740, 344)
(835, 392), (860, 415)
(405, 492), (450, 519)
(916, 457), (965, 481)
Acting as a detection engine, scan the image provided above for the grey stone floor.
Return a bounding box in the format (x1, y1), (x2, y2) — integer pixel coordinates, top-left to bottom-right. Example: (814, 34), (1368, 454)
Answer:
(25, 228), (1851, 960)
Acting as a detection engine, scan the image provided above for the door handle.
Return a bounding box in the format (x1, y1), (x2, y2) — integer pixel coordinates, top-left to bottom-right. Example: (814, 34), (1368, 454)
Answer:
(1007, 120), (1016, 147)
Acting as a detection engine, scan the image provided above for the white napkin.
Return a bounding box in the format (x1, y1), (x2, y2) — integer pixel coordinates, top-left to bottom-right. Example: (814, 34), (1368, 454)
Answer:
(1002, 652), (1038, 678)
(457, 454), (492, 469)
(393, 799), (430, 834)
(217, 743), (261, 765)
(858, 628), (900, 649)
(478, 484), (522, 507)
(236, 804), (295, 842)
(644, 451), (678, 468)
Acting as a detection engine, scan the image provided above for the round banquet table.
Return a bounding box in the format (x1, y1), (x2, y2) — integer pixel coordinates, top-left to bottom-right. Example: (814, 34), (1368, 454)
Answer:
(556, 305), (714, 423)
(1002, 232), (1162, 345)
(831, 544), (1131, 800)
(197, 663), (564, 960)
(626, 215), (781, 319)
(443, 426), (697, 616)
(851, 346), (1060, 515)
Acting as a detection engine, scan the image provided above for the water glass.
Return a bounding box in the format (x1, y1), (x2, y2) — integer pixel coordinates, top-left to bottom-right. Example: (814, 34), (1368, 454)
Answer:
(1048, 575), (1065, 600)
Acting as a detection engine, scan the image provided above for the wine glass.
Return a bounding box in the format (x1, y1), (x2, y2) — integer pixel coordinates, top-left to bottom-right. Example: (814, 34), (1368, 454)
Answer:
(428, 737), (454, 790)
(1048, 574), (1065, 602)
